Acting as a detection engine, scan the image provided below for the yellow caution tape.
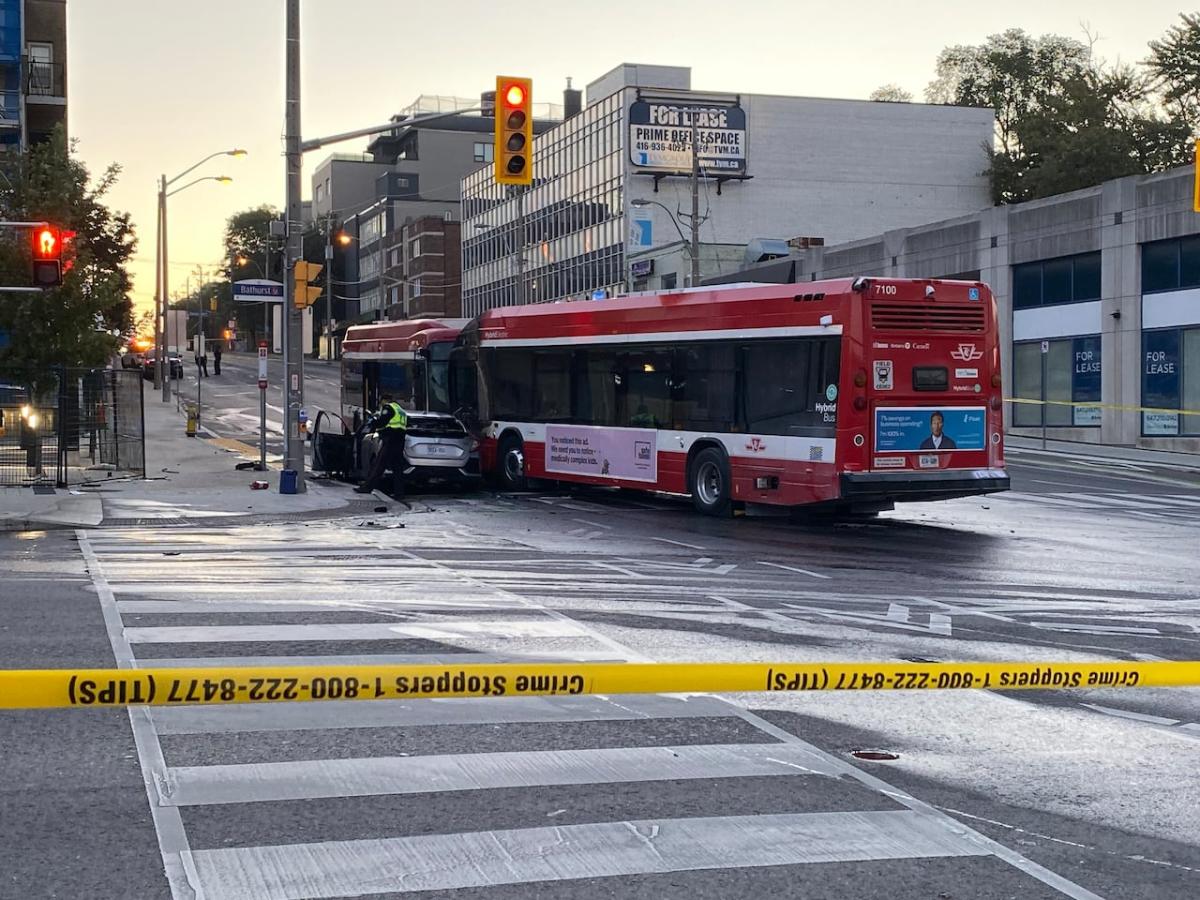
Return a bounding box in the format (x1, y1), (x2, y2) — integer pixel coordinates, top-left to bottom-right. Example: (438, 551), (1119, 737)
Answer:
(1005, 397), (1200, 416)
(2, 660), (1198, 709)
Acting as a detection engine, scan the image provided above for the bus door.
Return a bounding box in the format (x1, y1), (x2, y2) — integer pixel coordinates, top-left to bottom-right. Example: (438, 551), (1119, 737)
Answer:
(739, 338), (841, 505)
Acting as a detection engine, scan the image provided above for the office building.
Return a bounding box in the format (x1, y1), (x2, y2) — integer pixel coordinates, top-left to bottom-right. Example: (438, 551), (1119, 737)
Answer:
(0, 0), (67, 151)
(460, 63), (995, 315)
(317, 96), (558, 326)
(717, 165), (1200, 452)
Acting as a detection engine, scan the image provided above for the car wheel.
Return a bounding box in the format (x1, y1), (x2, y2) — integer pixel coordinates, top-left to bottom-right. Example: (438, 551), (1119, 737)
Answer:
(497, 434), (527, 491)
(690, 447), (732, 517)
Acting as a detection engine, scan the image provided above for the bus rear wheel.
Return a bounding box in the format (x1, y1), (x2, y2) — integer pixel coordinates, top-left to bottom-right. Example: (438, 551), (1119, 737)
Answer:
(498, 435), (527, 491)
(690, 448), (732, 517)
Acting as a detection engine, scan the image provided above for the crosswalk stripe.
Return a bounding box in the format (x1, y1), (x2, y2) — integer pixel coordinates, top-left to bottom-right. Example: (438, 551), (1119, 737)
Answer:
(124, 619), (588, 644)
(150, 693), (735, 735)
(189, 810), (990, 899)
(115, 599), (531, 614)
(163, 743), (841, 806)
(133, 651), (631, 669)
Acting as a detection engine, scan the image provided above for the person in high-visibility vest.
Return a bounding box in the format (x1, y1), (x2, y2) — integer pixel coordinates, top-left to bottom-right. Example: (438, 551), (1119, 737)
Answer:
(355, 393), (409, 498)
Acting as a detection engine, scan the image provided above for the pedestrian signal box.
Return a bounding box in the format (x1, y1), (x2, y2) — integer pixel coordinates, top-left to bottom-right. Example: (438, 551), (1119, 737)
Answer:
(32, 226), (61, 287)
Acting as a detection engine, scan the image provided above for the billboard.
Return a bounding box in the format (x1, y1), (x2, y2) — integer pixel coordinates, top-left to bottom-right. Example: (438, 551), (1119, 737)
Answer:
(874, 407), (986, 453)
(545, 425), (657, 482)
(629, 101), (747, 174)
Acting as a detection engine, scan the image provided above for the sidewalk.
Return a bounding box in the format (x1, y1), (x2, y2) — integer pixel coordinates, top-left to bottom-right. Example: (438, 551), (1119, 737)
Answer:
(1005, 434), (1200, 471)
(0, 396), (361, 532)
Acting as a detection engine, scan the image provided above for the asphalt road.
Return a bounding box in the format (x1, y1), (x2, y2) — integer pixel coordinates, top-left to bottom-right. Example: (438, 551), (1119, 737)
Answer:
(178, 350), (344, 458)
(3, 430), (1200, 897)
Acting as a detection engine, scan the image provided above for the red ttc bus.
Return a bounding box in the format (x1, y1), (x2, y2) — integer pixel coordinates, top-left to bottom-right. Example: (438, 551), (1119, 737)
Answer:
(451, 277), (1009, 515)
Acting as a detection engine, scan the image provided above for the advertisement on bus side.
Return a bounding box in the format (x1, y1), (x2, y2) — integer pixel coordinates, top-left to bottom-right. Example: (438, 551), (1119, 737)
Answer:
(874, 407), (986, 453)
(545, 425), (658, 482)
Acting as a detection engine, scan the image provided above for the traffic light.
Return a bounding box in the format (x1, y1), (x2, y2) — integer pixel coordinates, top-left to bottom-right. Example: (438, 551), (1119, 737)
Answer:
(293, 260), (323, 309)
(31, 226), (61, 287)
(494, 76), (533, 185)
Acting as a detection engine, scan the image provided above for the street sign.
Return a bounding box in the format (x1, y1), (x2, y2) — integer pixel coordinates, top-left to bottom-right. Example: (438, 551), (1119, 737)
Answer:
(233, 279), (285, 303)
(1041, 340), (1049, 354)
(257, 341), (268, 390)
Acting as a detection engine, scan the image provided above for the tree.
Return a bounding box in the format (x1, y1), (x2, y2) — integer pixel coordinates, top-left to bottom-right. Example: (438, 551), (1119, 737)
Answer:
(869, 84), (913, 103)
(928, 28), (1188, 204)
(0, 126), (136, 384)
(224, 205), (280, 282)
(1146, 12), (1200, 133)
(927, 29), (1092, 160)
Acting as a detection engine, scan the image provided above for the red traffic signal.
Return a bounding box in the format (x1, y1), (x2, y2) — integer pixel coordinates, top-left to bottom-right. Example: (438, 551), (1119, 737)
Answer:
(31, 226), (62, 287)
(494, 76), (533, 186)
(34, 227), (58, 259)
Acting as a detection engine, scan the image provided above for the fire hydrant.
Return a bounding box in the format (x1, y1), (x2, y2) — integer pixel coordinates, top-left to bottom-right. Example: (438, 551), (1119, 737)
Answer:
(185, 403), (199, 437)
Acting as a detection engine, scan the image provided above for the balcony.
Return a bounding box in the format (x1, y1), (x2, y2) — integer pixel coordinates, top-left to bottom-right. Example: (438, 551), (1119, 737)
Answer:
(24, 59), (64, 102)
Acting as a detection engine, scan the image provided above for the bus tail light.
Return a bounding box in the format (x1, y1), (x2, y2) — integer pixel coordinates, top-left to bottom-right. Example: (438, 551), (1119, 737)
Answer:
(854, 369), (867, 388)
(989, 395), (1002, 411)
(853, 396), (867, 411)
(991, 373), (1002, 388)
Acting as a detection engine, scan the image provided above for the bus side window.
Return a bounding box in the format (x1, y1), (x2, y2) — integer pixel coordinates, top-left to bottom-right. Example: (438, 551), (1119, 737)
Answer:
(673, 344), (736, 432)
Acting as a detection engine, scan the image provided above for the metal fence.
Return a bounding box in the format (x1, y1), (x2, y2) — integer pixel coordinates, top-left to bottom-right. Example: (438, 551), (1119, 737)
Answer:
(0, 367), (145, 488)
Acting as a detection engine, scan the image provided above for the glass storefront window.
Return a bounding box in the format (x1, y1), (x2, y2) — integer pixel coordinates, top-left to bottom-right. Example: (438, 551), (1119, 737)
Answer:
(1184, 329), (1200, 435)
(1142, 327), (1200, 436)
(1013, 337), (1102, 428)
(1143, 329), (1181, 435)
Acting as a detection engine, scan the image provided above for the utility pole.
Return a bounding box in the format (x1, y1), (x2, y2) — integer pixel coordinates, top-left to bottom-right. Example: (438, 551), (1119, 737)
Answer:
(160, 175), (171, 402)
(324, 214), (333, 357)
(282, 0), (306, 491)
(153, 178), (163, 392)
(195, 266), (205, 425)
(689, 113), (700, 287)
(515, 187), (526, 305)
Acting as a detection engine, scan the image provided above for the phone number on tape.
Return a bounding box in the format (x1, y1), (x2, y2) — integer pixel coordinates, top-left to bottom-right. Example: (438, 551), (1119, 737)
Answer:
(66, 670), (585, 706)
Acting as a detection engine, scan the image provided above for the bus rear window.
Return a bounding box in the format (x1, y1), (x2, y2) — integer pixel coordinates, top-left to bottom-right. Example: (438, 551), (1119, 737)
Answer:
(913, 366), (948, 391)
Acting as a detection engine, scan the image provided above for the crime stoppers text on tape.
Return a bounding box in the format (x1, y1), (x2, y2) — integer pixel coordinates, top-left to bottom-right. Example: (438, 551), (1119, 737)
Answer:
(2, 660), (1200, 709)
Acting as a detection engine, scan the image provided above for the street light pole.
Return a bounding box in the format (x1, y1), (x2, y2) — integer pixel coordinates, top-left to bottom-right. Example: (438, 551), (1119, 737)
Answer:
(282, 0), (306, 491)
(153, 176), (164, 393)
(158, 154), (242, 403)
(689, 114), (700, 287)
(159, 175), (170, 402)
(324, 215), (333, 358)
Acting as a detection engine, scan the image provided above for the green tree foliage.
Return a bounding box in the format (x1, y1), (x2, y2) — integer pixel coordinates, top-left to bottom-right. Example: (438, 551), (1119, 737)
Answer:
(1146, 12), (1200, 132)
(0, 126), (136, 382)
(224, 205), (280, 282)
(927, 28), (1189, 204)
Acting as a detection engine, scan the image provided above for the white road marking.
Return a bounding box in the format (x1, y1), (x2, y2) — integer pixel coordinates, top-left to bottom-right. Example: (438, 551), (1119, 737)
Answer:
(572, 517), (612, 530)
(76, 533), (201, 899)
(123, 619), (589, 643)
(650, 536), (706, 550)
(189, 810), (992, 899)
(1028, 622), (1160, 636)
(757, 560), (832, 580)
(150, 693), (736, 736)
(164, 743), (844, 806)
(1081, 704), (1180, 726)
(782, 601), (953, 636)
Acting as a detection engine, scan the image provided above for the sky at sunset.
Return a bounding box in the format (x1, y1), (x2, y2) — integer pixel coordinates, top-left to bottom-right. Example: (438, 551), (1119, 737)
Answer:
(67, 1), (1198, 321)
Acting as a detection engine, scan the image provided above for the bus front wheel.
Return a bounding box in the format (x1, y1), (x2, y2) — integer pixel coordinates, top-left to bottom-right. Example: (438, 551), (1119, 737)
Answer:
(690, 448), (732, 517)
(498, 435), (527, 491)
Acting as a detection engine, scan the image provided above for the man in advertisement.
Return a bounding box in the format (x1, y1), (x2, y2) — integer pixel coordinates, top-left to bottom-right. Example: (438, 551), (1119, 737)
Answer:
(919, 411), (958, 451)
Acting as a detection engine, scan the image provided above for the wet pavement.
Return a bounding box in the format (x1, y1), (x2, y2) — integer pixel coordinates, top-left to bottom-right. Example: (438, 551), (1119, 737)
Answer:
(2, 447), (1199, 899)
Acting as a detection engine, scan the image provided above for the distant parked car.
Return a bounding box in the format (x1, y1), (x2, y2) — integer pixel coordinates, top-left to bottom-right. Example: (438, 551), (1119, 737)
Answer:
(141, 352), (183, 381)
